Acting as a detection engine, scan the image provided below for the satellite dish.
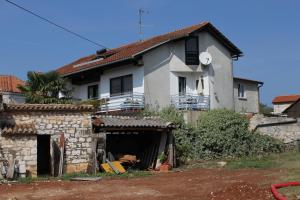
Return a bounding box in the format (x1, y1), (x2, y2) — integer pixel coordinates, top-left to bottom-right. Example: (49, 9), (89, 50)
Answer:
(199, 52), (212, 65)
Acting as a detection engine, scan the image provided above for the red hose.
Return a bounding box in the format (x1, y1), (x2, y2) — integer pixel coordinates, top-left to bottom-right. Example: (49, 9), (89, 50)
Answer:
(271, 182), (300, 200)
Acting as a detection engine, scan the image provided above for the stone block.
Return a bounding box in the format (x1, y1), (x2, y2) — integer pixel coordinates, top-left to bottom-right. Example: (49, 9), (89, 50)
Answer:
(66, 164), (76, 173)
(31, 148), (37, 154)
(77, 163), (88, 172)
(72, 150), (80, 156)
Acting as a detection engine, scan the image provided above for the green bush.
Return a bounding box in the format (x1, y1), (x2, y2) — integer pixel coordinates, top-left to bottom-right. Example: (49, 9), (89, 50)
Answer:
(195, 109), (284, 159)
(159, 107), (284, 163)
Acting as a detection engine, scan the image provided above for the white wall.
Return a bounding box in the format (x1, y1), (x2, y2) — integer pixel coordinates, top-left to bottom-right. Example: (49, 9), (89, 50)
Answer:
(170, 71), (209, 96)
(72, 81), (100, 100)
(198, 32), (234, 110)
(274, 103), (292, 114)
(143, 44), (172, 108)
(100, 65), (144, 98)
(233, 80), (260, 113)
(2, 93), (25, 104)
(143, 30), (234, 110)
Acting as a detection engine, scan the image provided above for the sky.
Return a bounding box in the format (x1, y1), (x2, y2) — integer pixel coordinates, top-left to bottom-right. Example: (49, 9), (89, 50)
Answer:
(0, 0), (300, 105)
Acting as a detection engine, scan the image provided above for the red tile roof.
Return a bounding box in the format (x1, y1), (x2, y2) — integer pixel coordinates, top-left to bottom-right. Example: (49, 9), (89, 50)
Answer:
(4, 103), (94, 111)
(272, 94), (300, 104)
(57, 22), (242, 76)
(0, 75), (25, 93)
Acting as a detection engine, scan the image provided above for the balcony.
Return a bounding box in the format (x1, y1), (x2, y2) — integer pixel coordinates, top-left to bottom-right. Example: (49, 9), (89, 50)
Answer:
(171, 94), (210, 110)
(99, 93), (145, 113)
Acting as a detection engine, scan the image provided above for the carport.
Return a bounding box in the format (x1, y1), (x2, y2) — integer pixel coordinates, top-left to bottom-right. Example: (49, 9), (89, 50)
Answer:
(92, 115), (176, 170)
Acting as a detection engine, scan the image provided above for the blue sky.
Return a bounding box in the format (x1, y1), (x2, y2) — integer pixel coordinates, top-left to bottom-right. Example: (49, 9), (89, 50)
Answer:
(1, 0), (300, 105)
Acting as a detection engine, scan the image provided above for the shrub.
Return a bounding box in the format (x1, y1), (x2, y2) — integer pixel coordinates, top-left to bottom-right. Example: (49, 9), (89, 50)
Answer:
(195, 109), (284, 159)
(155, 107), (284, 163)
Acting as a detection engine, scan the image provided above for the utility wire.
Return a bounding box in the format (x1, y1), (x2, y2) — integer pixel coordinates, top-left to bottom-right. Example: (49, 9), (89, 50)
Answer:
(4, 0), (108, 49)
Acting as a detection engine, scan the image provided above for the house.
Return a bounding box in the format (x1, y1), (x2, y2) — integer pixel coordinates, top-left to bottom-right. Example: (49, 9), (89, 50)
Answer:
(233, 77), (263, 114)
(0, 75), (25, 104)
(57, 22), (246, 113)
(282, 99), (300, 118)
(0, 101), (94, 177)
(272, 94), (300, 114)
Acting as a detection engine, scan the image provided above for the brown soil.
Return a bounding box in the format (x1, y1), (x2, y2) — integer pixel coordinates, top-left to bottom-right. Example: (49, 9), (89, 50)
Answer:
(0, 168), (276, 200)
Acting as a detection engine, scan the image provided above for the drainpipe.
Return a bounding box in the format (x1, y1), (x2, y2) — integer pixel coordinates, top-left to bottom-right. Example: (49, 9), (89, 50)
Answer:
(257, 82), (264, 113)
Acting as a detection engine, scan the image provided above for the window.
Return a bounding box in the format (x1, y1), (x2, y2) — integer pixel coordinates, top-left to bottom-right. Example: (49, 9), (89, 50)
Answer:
(185, 36), (199, 65)
(88, 84), (99, 99)
(110, 74), (133, 96)
(238, 84), (246, 98)
(178, 76), (186, 95)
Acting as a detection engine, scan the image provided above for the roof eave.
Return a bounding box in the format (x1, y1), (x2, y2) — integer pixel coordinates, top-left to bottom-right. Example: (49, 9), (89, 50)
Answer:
(61, 57), (133, 77)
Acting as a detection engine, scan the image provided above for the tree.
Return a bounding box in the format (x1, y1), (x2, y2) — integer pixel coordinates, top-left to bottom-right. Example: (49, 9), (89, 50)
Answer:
(259, 103), (273, 115)
(18, 71), (72, 104)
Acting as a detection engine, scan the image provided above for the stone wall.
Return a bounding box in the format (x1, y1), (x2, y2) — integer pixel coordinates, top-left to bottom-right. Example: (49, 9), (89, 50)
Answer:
(0, 110), (93, 176)
(250, 114), (300, 143)
(0, 135), (36, 176)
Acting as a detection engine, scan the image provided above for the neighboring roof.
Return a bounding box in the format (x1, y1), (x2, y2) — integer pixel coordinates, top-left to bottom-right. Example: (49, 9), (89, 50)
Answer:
(57, 22), (243, 76)
(92, 116), (176, 130)
(0, 75), (25, 93)
(233, 77), (263, 85)
(3, 103), (94, 112)
(272, 94), (300, 104)
(1, 123), (37, 136)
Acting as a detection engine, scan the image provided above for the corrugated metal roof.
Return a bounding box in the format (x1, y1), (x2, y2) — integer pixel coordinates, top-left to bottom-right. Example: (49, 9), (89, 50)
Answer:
(92, 116), (176, 129)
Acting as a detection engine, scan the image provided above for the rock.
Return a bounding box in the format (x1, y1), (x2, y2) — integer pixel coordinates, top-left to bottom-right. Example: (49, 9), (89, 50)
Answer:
(217, 161), (227, 167)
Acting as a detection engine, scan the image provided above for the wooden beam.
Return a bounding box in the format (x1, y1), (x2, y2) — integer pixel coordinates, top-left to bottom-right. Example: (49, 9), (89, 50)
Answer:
(167, 132), (174, 168)
(155, 132), (168, 170)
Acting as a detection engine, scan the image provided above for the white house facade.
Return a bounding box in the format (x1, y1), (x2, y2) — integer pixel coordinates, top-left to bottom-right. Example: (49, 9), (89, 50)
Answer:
(0, 75), (25, 104)
(57, 22), (248, 113)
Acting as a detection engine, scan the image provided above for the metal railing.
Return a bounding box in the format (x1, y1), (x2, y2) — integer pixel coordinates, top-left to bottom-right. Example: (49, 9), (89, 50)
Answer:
(100, 93), (145, 112)
(171, 94), (210, 110)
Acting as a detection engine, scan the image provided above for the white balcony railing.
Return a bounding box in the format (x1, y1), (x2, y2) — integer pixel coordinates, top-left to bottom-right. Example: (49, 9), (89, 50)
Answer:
(100, 93), (145, 112)
(171, 94), (210, 110)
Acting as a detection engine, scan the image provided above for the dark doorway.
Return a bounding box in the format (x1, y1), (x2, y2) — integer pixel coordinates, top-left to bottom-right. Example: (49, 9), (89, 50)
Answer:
(37, 135), (51, 175)
(106, 132), (161, 169)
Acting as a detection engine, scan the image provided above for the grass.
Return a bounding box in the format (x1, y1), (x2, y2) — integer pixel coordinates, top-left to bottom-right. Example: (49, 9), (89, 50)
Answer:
(225, 151), (300, 170)
(18, 170), (152, 184)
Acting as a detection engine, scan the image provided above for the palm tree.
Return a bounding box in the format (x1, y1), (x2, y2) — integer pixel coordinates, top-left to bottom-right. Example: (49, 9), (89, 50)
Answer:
(18, 71), (72, 104)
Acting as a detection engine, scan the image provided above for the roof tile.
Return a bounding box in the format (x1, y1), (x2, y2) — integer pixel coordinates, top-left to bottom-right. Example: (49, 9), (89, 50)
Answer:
(1, 123), (37, 135)
(0, 75), (25, 93)
(272, 94), (300, 104)
(4, 103), (94, 111)
(57, 22), (242, 76)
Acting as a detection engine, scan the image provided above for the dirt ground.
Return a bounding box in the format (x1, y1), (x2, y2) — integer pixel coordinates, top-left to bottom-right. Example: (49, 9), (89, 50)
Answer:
(0, 168), (276, 200)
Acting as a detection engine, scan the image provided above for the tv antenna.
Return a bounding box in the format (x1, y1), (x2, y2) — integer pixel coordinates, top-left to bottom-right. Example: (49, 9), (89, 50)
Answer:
(138, 8), (149, 41)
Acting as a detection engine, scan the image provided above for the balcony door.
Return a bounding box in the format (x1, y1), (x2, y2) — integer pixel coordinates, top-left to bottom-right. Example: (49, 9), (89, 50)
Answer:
(178, 76), (186, 95)
(110, 74), (133, 96)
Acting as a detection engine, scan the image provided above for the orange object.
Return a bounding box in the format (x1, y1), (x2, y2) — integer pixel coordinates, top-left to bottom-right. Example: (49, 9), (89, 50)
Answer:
(159, 164), (170, 172)
(101, 161), (126, 174)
